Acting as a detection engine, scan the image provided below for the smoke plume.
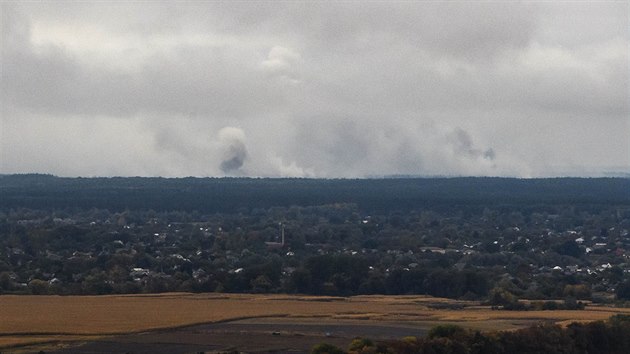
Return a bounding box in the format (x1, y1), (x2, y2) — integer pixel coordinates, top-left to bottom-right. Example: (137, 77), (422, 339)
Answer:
(218, 127), (248, 173)
(449, 127), (495, 161)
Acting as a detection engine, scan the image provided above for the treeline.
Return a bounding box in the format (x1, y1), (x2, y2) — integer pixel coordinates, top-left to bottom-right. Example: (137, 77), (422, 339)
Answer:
(286, 255), (490, 298)
(312, 315), (630, 354)
(1, 175), (628, 213)
(0, 253), (491, 299)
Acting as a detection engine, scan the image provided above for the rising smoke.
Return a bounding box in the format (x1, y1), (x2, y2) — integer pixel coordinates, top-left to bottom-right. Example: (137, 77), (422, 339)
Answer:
(218, 127), (248, 173)
(449, 127), (495, 161)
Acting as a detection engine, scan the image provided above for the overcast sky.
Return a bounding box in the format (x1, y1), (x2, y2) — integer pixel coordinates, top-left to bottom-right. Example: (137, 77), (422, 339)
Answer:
(1, 1), (628, 178)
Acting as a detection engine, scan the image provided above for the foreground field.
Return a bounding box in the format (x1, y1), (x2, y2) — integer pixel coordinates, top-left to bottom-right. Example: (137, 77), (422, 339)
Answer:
(2, 293), (630, 352)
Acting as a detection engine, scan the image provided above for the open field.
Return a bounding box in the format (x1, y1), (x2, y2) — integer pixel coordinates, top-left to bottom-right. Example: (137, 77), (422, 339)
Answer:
(2, 293), (630, 353)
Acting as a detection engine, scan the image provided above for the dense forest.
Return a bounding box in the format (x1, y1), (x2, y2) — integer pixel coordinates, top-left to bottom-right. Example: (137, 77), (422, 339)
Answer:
(1, 174), (629, 303)
(1, 174), (628, 213)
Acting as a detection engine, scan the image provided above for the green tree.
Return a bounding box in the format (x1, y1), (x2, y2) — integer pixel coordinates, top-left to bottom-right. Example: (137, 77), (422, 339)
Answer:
(28, 279), (49, 295)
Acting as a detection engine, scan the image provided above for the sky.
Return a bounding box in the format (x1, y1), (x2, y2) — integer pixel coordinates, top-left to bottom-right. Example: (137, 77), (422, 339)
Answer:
(1, 1), (628, 178)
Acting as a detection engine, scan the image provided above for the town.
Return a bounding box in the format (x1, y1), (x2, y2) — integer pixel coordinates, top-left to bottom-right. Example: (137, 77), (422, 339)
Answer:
(1, 175), (629, 305)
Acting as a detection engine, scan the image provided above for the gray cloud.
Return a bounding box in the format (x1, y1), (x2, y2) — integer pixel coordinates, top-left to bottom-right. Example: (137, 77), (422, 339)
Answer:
(1, 1), (628, 178)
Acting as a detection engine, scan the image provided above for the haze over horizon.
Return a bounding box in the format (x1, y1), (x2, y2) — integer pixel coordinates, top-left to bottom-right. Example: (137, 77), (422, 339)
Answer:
(1, 2), (628, 178)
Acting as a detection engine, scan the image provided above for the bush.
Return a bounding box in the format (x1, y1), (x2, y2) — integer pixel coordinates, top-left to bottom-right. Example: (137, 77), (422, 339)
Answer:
(428, 324), (466, 339)
(349, 338), (374, 351)
(312, 343), (346, 354)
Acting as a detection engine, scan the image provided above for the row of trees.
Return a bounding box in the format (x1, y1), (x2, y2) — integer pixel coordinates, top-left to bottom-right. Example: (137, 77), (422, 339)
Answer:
(0, 255), (490, 299)
(281, 255), (489, 298)
(312, 315), (630, 354)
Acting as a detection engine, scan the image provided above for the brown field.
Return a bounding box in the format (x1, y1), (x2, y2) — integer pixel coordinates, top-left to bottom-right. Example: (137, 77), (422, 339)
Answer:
(2, 293), (630, 352)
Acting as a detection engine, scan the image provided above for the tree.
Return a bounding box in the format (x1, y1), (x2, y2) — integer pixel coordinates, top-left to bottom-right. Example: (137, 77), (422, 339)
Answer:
(28, 279), (49, 295)
(250, 275), (273, 293)
(563, 284), (591, 300)
(0, 272), (13, 292)
(616, 281), (630, 301)
(488, 287), (516, 306)
(288, 268), (312, 293)
(554, 240), (582, 258)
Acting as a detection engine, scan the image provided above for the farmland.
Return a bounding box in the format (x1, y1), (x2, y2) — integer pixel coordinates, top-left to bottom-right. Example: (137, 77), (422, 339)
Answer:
(2, 293), (630, 353)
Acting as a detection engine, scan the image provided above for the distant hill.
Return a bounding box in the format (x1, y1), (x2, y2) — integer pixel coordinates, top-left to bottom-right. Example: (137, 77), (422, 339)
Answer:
(0, 174), (628, 212)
